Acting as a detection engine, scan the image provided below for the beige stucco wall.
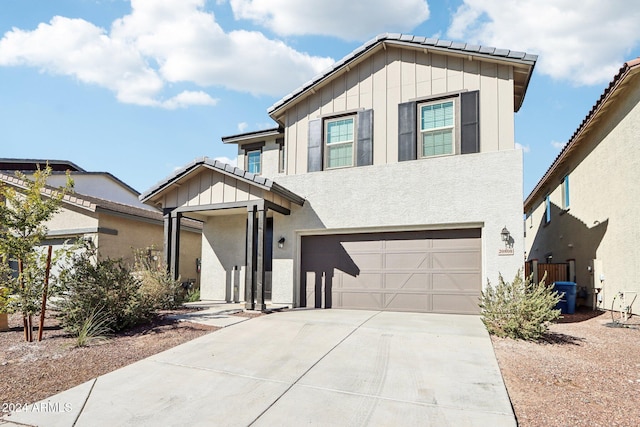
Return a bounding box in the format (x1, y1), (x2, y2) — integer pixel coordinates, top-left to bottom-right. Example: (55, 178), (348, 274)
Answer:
(525, 73), (640, 313)
(45, 205), (99, 233)
(281, 46), (515, 176)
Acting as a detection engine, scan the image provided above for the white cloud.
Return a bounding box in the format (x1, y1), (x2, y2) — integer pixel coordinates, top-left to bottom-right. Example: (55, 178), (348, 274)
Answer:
(0, 0), (334, 107)
(515, 142), (530, 153)
(230, 0), (430, 41)
(551, 140), (566, 150)
(213, 156), (237, 167)
(237, 122), (249, 132)
(447, 0), (640, 86)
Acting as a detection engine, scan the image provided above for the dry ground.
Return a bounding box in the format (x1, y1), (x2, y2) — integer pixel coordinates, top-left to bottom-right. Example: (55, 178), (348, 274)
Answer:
(492, 308), (640, 427)
(2, 308), (639, 426)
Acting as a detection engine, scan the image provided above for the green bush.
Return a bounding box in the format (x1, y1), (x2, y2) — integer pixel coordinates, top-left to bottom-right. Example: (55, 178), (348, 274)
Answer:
(55, 246), (153, 333)
(480, 271), (561, 340)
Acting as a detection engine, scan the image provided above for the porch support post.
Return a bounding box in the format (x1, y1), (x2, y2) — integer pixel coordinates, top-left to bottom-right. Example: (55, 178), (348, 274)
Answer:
(531, 259), (539, 285)
(163, 209), (173, 274)
(170, 212), (182, 281)
(245, 205), (256, 310)
(255, 207), (267, 311)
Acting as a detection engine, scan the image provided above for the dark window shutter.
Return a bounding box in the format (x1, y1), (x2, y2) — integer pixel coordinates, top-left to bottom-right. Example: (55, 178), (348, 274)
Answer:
(307, 118), (322, 172)
(460, 90), (480, 154)
(398, 101), (417, 161)
(356, 109), (373, 166)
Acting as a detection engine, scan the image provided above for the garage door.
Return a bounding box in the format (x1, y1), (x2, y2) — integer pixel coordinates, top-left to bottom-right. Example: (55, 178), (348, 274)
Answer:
(300, 229), (481, 314)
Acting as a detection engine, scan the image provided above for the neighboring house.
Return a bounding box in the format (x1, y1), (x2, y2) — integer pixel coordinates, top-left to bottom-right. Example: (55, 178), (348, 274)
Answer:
(1, 160), (202, 285)
(141, 34), (537, 313)
(524, 58), (640, 314)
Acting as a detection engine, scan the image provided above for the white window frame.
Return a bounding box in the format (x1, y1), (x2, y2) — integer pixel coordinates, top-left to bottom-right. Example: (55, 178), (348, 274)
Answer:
(246, 150), (261, 175)
(418, 97), (457, 159)
(324, 115), (356, 170)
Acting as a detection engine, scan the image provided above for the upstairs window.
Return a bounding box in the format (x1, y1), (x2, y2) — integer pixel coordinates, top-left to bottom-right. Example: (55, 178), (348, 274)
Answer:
(419, 100), (455, 157)
(307, 109), (373, 172)
(562, 175), (570, 210)
(545, 195), (551, 224)
(399, 90), (479, 162)
(325, 116), (355, 169)
(246, 150), (261, 174)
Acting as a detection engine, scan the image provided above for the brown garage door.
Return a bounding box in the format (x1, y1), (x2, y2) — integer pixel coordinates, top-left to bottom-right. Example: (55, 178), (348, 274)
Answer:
(300, 229), (481, 314)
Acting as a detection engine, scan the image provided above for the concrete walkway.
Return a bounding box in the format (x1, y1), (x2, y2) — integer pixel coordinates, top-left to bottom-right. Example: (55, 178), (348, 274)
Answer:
(1, 309), (515, 427)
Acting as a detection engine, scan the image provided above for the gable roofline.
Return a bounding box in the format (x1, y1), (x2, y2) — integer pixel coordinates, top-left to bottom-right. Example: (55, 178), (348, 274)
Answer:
(268, 33), (538, 120)
(222, 127), (283, 144)
(524, 57), (640, 212)
(0, 171), (174, 225)
(139, 157), (305, 206)
(0, 158), (85, 172)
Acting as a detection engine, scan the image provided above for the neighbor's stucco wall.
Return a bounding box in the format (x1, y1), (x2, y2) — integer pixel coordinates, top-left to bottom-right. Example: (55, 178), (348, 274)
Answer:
(282, 46), (515, 175)
(98, 213), (202, 285)
(525, 73), (640, 313)
(45, 204), (99, 234)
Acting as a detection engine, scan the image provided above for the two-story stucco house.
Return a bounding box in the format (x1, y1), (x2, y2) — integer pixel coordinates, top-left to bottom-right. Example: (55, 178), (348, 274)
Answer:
(141, 34), (537, 313)
(524, 58), (640, 314)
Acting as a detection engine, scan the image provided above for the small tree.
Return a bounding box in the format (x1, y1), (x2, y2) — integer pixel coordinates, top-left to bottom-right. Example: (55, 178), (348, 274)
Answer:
(480, 271), (561, 340)
(0, 166), (73, 341)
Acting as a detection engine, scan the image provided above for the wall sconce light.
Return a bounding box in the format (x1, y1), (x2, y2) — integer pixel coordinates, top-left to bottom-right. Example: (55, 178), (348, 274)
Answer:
(278, 237), (286, 249)
(500, 226), (510, 245)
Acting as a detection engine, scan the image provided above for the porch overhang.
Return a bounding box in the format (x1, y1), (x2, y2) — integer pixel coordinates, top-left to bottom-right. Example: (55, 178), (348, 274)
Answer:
(140, 158), (304, 311)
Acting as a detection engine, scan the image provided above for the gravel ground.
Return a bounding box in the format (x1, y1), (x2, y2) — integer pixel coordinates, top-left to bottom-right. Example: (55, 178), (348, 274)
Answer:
(2, 308), (639, 426)
(492, 309), (640, 427)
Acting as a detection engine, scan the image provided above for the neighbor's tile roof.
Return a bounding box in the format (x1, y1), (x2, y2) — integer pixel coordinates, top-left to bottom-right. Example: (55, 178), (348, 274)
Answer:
(524, 57), (640, 212)
(268, 33), (538, 116)
(0, 171), (196, 227)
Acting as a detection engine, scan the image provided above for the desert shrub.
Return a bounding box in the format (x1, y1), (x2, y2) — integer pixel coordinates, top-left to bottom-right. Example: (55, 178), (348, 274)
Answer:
(480, 271), (561, 340)
(134, 248), (184, 310)
(55, 247), (153, 333)
(185, 286), (200, 303)
(74, 307), (111, 347)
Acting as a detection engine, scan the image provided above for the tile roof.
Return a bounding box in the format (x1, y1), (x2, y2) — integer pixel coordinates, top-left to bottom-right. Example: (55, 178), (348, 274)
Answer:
(524, 57), (640, 211)
(0, 171), (199, 228)
(268, 33), (538, 116)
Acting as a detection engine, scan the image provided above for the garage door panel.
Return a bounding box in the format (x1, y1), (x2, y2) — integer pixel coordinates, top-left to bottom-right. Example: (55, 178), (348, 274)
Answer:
(432, 273), (481, 291)
(433, 294), (481, 314)
(300, 229), (481, 314)
(339, 292), (383, 310)
(432, 251), (480, 269)
(337, 272), (382, 289)
(347, 253), (384, 269)
(384, 273), (430, 290)
(385, 253), (430, 269)
(384, 293), (430, 311)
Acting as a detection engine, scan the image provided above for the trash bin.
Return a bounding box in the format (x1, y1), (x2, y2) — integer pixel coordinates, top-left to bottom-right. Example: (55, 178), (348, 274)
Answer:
(553, 282), (577, 314)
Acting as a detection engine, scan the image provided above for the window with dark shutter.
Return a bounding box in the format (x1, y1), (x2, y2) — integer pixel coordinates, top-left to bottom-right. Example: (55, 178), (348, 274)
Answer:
(356, 109), (373, 166)
(307, 118), (323, 172)
(460, 90), (480, 154)
(398, 101), (417, 161)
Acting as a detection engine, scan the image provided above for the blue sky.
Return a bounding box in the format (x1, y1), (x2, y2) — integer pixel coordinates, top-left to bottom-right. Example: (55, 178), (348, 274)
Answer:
(1, 0), (639, 197)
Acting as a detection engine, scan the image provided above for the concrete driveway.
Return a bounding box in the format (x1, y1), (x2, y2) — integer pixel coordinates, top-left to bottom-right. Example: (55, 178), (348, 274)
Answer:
(2, 309), (515, 427)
